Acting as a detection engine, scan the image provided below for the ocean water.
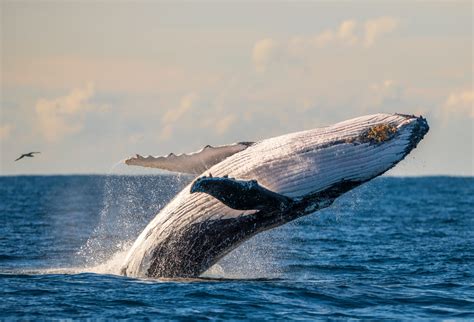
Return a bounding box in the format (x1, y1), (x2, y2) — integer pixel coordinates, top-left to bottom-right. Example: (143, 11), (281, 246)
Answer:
(1, 175), (473, 319)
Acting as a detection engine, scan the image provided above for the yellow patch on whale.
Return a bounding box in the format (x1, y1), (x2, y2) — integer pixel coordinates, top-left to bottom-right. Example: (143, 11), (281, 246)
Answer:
(365, 124), (397, 143)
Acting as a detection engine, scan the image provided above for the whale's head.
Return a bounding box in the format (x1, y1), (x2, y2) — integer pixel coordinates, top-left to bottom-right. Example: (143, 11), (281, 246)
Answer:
(250, 113), (429, 199)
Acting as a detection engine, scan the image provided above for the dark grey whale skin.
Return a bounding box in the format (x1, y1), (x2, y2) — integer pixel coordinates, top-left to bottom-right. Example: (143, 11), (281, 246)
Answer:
(146, 178), (365, 277)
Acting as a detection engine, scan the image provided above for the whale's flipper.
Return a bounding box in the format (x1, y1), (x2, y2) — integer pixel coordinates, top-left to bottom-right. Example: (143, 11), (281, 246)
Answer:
(190, 176), (293, 211)
(125, 142), (254, 174)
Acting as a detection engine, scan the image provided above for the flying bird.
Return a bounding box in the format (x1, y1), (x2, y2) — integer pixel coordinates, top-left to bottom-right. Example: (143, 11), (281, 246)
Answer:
(15, 152), (40, 161)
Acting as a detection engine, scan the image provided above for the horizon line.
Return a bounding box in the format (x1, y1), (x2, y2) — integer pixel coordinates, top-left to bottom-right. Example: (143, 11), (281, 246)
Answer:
(0, 173), (472, 178)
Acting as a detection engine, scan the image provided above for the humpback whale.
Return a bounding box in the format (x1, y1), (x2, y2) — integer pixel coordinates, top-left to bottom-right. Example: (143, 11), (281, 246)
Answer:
(121, 113), (429, 278)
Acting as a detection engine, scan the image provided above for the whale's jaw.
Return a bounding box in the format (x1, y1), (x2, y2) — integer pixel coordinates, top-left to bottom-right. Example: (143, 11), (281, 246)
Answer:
(120, 113), (429, 278)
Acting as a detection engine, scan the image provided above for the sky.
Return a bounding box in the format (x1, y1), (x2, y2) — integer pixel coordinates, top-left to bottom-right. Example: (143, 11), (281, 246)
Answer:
(1, 1), (472, 176)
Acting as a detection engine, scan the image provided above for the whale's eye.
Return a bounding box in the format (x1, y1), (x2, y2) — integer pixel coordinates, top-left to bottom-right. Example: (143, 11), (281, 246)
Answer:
(363, 123), (398, 143)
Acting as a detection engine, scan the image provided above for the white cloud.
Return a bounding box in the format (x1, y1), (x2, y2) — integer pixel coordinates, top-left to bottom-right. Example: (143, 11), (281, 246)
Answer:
(159, 93), (239, 141)
(162, 93), (197, 124)
(215, 114), (237, 135)
(160, 92), (198, 140)
(157, 92), (237, 141)
(289, 19), (360, 52)
(127, 133), (145, 144)
(253, 17), (398, 72)
(253, 38), (278, 73)
(313, 19), (359, 47)
(364, 16), (399, 47)
(0, 124), (13, 140)
(337, 20), (359, 45)
(441, 89), (474, 118)
(35, 83), (107, 141)
(159, 125), (174, 141)
(369, 79), (402, 100)
(364, 79), (405, 112)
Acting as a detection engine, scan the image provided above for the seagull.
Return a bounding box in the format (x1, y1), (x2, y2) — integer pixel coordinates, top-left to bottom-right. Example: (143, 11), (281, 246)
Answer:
(15, 152), (40, 161)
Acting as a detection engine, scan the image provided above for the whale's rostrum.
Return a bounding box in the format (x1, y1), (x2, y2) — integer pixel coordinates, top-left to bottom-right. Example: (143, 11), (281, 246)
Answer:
(121, 113), (429, 278)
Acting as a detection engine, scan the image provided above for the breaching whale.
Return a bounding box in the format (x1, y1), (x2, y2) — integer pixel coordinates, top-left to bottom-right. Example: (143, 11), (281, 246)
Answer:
(121, 113), (429, 278)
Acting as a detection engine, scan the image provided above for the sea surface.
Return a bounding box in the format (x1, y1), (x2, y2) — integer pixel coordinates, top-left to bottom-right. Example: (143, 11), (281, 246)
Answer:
(1, 175), (473, 319)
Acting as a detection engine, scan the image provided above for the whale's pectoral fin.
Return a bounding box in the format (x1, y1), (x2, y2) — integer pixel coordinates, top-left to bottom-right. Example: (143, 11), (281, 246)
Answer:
(124, 142), (254, 174)
(190, 176), (293, 211)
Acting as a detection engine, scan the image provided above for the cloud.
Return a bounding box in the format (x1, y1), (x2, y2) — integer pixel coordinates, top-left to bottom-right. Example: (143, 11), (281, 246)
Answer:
(441, 89), (474, 118)
(160, 92), (198, 140)
(157, 92), (238, 141)
(253, 17), (398, 72)
(289, 20), (359, 51)
(312, 19), (359, 47)
(0, 124), (13, 140)
(369, 79), (402, 101)
(162, 92), (197, 124)
(127, 133), (145, 144)
(253, 38), (278, 73)
(35, 83), (107, 141)
(215, 114), (237, 135)
(337, 20), (359, 45)
(364, 16), (399, 47)
(363, 79), (408, 113)
(4, 56), (221, 96)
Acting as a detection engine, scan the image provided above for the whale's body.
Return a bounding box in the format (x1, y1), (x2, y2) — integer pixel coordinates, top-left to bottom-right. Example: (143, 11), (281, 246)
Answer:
(121, 113), (429, 278)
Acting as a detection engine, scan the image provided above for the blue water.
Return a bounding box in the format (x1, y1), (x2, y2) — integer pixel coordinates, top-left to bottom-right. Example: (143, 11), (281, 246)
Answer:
(1, 175), (473, 319)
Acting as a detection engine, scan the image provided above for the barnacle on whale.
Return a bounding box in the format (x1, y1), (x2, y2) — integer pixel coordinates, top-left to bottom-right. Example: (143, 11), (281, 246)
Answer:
(344, 123), (398, 144)
(363, 123), (398, 143)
